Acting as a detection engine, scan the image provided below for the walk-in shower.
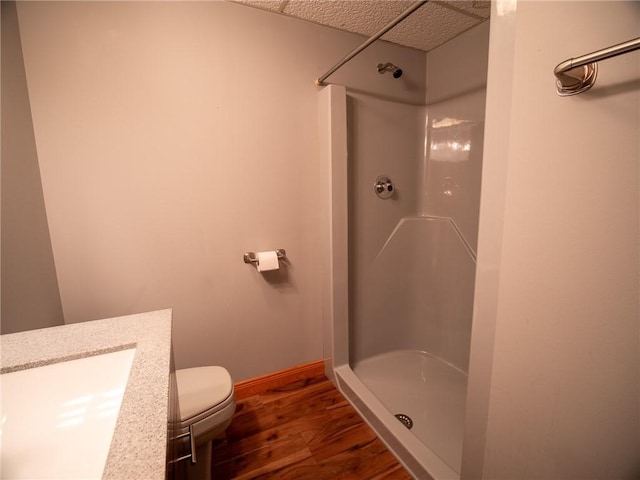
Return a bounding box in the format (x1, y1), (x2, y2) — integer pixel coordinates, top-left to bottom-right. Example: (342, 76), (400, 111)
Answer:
(320, 20), (490, 479)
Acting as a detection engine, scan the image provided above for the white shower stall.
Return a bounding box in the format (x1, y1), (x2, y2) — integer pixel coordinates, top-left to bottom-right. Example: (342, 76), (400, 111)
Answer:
(320, 22), (489, 479)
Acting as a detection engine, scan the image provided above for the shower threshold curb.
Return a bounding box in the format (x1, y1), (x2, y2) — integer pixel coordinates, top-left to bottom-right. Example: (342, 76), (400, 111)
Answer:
(333, 364), (459, 480)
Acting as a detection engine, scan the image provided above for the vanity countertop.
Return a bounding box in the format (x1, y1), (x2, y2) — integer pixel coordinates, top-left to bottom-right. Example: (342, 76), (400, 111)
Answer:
(0, 309), (173, 480)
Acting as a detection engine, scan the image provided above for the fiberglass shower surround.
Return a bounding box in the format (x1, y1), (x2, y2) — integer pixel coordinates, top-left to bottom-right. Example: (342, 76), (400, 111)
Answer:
(318, 17), (489, 480)
(322, 80), (486, 478)
(345, 88), (481, 476)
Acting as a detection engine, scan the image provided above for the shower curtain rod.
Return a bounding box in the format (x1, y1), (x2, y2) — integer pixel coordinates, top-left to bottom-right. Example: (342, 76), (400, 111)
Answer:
(315, 0), (428, 86)
(554, 36), (640, 96)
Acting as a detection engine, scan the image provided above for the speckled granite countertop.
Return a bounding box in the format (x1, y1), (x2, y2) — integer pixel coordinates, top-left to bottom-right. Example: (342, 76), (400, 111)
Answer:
(1, 309), (173, 479)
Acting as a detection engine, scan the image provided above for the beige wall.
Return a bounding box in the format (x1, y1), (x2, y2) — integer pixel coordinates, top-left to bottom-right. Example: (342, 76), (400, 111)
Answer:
(465, 1), (639, 477)
(14, 1), (425, 380)
(1, 1), (64, 334)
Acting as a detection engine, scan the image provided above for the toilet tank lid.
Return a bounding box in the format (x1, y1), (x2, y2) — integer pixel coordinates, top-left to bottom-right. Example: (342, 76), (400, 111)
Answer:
(176, 366), (233, 421)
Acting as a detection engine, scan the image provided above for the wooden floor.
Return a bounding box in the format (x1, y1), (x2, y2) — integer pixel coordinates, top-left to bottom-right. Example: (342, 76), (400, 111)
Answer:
(211, 374), (413, 479)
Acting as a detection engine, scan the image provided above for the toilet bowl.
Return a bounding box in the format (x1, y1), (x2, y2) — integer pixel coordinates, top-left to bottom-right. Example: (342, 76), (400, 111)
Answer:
(176, 366), (236, 480)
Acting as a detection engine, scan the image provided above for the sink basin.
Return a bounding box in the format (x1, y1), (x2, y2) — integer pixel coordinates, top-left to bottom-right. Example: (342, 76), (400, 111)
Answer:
(1, 347), (136, 479)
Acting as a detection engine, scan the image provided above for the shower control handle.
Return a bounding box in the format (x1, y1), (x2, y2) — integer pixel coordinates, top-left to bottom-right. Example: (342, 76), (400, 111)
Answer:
(374, 175), (394, 199)
(375, 182), (392, 193)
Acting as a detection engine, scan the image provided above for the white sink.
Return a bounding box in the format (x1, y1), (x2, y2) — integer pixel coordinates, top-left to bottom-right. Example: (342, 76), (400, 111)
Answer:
(0, 348), (136, 479)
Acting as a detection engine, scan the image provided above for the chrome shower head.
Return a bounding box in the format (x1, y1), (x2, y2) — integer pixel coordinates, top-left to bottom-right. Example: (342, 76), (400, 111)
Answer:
(377, 62), (403, 79)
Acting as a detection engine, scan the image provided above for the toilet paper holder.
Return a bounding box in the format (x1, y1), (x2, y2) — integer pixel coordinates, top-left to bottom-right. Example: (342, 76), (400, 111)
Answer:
(243, 249), (286, 266)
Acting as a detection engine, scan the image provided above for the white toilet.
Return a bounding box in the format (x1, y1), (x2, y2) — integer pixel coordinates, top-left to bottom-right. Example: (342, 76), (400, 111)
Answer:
(176, 366), (236, 480)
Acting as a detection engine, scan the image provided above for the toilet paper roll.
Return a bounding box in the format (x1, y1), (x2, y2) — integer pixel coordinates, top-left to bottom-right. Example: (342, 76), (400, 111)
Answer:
(256, 251), (279, 272)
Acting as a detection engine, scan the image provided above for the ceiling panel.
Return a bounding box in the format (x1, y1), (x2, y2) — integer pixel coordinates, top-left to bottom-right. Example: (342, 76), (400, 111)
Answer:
(232, 0), (490, 52)
(284, 0), (411, 35)
(381, 2), (481, 51)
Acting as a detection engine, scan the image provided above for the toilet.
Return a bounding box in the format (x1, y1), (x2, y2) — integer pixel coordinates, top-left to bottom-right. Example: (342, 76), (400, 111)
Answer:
(176, 366), (236, 480)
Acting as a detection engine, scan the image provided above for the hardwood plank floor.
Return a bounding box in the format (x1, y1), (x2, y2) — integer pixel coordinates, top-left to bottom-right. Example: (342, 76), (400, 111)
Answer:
(211, 374), (413, 479)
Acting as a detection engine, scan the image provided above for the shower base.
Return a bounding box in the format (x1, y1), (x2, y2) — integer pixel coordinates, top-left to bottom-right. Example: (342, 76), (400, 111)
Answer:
(351, 349), (467, 475)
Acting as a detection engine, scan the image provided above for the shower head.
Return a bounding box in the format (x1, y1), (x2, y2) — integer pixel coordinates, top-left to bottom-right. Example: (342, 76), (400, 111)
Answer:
(377, 62), (403, 79)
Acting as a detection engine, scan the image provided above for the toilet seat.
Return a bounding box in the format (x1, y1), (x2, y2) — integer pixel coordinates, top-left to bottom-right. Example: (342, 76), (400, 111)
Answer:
(176, 366), (236, 444)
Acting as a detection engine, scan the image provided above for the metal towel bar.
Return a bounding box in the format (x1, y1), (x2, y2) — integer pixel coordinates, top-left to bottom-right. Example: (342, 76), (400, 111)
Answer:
(554, 37), (640, 96)
(168, 425), (197, 465)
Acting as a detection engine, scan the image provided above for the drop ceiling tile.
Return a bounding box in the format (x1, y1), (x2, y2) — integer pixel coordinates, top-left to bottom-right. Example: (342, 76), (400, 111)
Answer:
(283, 0), (413, 36)
(382, 2), (481, 51)
(439, 0), (491, 20)
(232, 0), (489, 52)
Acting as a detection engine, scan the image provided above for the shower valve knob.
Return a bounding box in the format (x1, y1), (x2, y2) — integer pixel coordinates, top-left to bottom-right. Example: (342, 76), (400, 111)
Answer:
(374, 175), (394, 199)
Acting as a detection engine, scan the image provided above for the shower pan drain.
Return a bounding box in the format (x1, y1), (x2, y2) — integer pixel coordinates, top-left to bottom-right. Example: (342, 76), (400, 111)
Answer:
(394, 413), (413, 430)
